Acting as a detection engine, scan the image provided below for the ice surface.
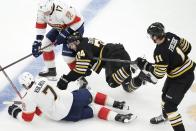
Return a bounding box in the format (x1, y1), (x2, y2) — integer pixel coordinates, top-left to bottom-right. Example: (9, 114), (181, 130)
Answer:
(0, 0), (195, 131)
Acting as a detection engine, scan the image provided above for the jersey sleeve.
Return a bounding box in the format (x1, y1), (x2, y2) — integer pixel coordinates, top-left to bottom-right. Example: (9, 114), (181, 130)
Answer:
(66, 41), (92, 81)
(179, 38), (192, 55)
(62, 6), (82, 29)
(17, 92), (37, 122)
(152, 49), (169, 79)
(35, 11), (47, 37)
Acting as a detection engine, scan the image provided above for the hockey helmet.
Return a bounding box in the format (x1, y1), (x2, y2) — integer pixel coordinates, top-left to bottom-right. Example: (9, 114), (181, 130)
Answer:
(18, 72), (34, 89)
(37, 0), (55, 14)
(147, 22), (165, 38)
(67, 32), (82, 43)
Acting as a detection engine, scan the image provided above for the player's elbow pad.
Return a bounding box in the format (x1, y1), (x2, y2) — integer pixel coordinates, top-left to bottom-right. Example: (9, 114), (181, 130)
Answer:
(179, 38), (192, 55)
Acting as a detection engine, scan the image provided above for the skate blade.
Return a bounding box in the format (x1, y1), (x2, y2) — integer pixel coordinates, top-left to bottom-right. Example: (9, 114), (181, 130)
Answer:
(130, 114), (137, 121)
(124, 114), (137, 123)
(47, 76), (58, 81)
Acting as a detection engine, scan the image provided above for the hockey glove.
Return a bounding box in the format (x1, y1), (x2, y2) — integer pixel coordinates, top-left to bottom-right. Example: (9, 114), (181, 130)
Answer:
(8, 104), (22, 119)
(32, 41), (42, 57)
(135, 57), (150, 71)
(57, 75), (70, 90)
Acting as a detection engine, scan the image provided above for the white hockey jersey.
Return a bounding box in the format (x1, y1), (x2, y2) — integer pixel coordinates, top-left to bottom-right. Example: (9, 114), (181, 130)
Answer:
(36, 0), (84, 36)
(17, 78), (73, 122)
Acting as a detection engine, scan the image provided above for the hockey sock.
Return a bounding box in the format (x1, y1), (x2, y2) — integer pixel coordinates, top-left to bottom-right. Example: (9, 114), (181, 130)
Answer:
(93, 92), (114, 106)
(167, 112), (185, 131)
(43, 51), (56, 68)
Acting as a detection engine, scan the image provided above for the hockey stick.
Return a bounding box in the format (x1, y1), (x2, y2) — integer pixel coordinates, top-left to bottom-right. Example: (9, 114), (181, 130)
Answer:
(2, 100), (22, 105)
(92, 57), (137, 65)
(0, 43), (53, 71)
(0, 65), (22, 99)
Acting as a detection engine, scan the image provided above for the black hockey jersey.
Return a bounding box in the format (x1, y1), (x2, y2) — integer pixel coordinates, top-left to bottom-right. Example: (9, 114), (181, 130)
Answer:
(152, 32), (195, 79)
(65, 37), (106, 82)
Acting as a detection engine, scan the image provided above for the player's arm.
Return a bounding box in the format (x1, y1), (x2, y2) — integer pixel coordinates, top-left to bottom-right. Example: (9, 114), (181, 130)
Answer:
(17, 106), (42, 121)
(32, 11), (47, 58)
(62, 6), (82, 28)
(8, 104), (37, 122)
(179, 38), (192, 55)
(136, 51), (168, 79)
(35, 11), (47, 40)
(57, 48), (92, 90)
(149, 50), (169, 79)
(8, 93), (39, 122)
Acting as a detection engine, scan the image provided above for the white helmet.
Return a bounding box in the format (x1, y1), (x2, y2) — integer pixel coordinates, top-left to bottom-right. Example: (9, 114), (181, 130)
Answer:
(18, 72), (34, 89)
(37, 0), (55, 14)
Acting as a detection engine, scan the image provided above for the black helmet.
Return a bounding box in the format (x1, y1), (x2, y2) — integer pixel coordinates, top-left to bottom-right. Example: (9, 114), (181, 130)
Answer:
(67, 32), (82, 43)
(147, 22), (165, 38)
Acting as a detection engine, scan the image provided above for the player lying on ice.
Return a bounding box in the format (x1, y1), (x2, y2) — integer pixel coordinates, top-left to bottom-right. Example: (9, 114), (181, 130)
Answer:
(7, 72), (136, 123)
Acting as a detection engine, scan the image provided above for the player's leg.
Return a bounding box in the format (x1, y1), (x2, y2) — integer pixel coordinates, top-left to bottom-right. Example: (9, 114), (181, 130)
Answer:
(122, 68), (159, 92)
(38, 28), (58, 79)
(89, 90), (130, 111)
(80, 106), (94, 119)
(105, 45), (132, 89)
(151, 72), (194, 131)
(62, 88), (93, 122)
(89, 104), (136, 123)
(122, 70), (154, 92)
(104, 44), (144, 93)
(165, 74), (194, 131)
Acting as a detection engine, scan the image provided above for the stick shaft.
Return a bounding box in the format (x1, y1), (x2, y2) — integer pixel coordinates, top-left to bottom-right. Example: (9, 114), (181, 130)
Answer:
(93, 57), (136, 64)
(0, 65), (22, 99)
(3, 100), (22, 105)
(0, 43), (53, 71)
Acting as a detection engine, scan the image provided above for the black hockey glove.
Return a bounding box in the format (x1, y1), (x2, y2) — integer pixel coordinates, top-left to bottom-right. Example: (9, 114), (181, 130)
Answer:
(57, 75), (70, 90)
(8, 104), (22, 119)
(135, 57), (150, 71)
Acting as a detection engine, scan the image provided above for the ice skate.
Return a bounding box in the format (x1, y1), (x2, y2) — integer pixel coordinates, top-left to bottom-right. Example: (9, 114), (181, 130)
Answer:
(113, 101), (130, 111)
(150, 114), (167, 124)
(39, 67), (57, 81)
(115, 113), (137, 123)
(138, 70), (157, 84)
(77, 76), (89, 89)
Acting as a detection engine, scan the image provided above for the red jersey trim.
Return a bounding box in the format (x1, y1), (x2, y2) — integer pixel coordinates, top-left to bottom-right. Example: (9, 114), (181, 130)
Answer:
(61, 16), (81, 28)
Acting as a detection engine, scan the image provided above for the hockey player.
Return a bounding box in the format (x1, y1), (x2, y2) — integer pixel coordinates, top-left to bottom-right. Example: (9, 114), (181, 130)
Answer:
(135, 22), (195, 131)
(56, 32), (155, 92)
(32, 0), (87, 86)
(7, 72), (136, 123)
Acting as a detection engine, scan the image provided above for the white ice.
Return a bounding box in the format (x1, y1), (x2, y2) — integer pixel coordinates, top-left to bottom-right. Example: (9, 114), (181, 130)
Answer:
(0, 0), (196, 131)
